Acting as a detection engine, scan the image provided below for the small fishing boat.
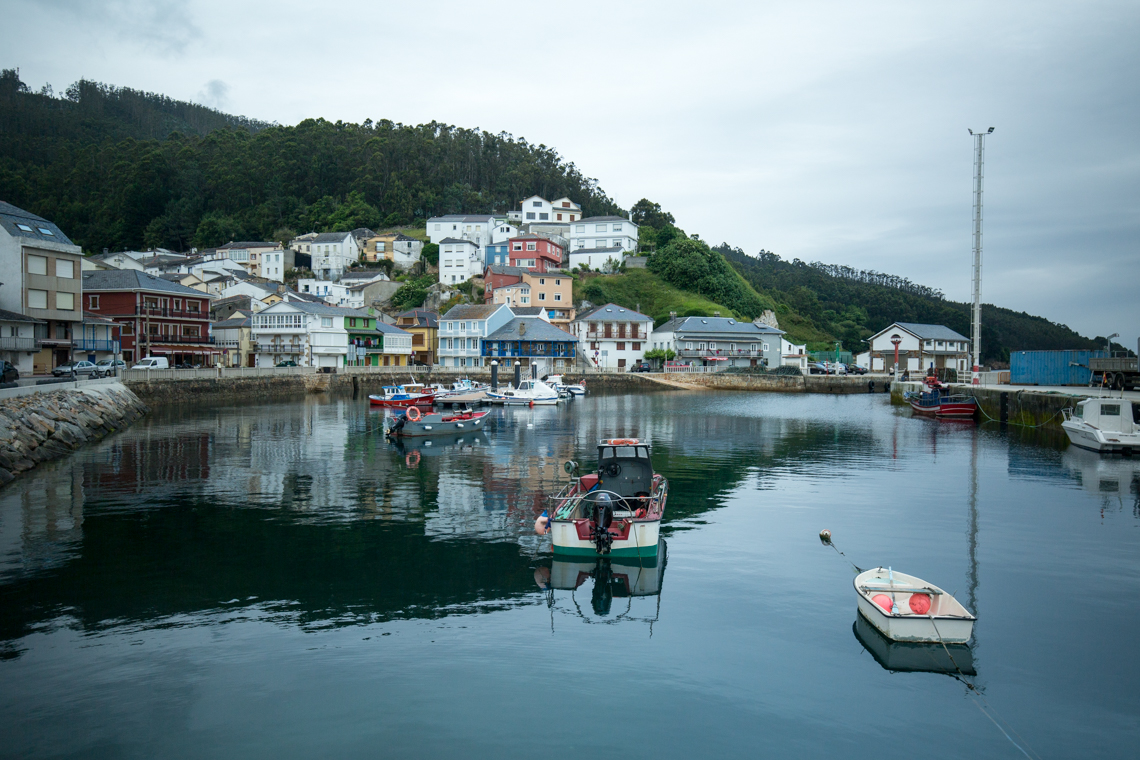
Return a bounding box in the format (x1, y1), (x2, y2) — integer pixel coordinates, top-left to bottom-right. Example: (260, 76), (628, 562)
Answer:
(486, 379), (560, 405)
(544, 375), (586, 396)
(1061, 397), (1139, 455)
(386, 406), (489, 437)
(430, 378), (490, 399)
(854, 567), (975, 643)
(368, 384), (436, 407)
(541, 439), (667, 558)
(904, 378), (977, 418)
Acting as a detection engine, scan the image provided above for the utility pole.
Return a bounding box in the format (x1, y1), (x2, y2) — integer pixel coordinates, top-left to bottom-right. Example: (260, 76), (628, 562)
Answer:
(968, 127), (994, 383)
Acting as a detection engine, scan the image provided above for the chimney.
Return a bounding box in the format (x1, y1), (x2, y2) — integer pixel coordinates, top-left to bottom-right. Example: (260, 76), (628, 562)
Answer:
(714, 311), (721, 317)
(519, 321), (527, 336)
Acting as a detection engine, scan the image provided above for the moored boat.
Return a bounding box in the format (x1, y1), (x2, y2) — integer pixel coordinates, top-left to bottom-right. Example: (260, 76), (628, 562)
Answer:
(544, 374), (586, 396)
(368, 384), (436, 407)
(1061, 397), (1139, 455)
(854, 567), (975, 643)
(486, 379), (560, 405)
(905, 378), (977, 418)
(541, 439), (667, 558)
(386, 405), (489, 436)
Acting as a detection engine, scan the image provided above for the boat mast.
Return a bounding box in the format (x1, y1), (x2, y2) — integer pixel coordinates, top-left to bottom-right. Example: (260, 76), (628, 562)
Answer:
(968, 127), (994, 380)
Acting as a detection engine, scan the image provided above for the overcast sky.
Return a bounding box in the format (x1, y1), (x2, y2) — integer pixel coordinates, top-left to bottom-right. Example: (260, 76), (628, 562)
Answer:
(7, 0), (1139, 346)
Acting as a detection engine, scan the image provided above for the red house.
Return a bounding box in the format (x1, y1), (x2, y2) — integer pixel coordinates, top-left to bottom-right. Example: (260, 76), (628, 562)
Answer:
(81, 270), (215, 366)
(508, 234), (563, 272)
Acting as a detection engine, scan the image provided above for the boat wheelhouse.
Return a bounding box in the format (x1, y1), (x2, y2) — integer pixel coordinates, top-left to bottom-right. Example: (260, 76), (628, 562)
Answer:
(546, 439), (667, 558)
(1062, 397), (1140, 454)
(368, 384), (436, 407)
(486, 379), (560, 405)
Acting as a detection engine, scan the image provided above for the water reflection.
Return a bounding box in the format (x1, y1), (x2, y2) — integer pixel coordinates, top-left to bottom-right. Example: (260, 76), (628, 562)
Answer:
(1062, 447), (1140, 514)
(534, 541), (667, 628)
(853, 613), (976, 676)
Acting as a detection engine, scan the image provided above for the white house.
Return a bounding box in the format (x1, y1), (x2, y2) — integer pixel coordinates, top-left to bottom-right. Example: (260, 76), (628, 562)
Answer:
(88, 252), (147, 271)
(297, 272), (389, 309)
(438, 238), (483, 285)
(568, 246), (625, 272)
(373, 321), (414, 365)
(426, 215), (496, 248)
(572, 303), (653, 371)
(221, 280), (279, 303)
(507, 196), (583, 225)
(568, 216), (638, 255)
(213, 242), (286, 282)
(251, 301), (363, 368)
(437, 303), (514, 367)
(492, 283), (530, 307)
(491, 222), (519, 244)
(0, 308), (42, 376)
(781, 337), (809, 371)
(867, 322), (971, 375)
(652, 315), (784, 369)
(309, 232), (360, 280)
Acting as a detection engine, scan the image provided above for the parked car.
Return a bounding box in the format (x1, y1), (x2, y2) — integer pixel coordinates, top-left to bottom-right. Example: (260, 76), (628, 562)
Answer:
(808, 362), (828, 375)
(95, 359), (126, 375)
(131, 357), (170, 370)
(276, 360), (298, 367)
(1, 360), (18, 383)
(846, 364), (867, 375)
(629, 362), (651, 373)
(52, 360), (100, 378)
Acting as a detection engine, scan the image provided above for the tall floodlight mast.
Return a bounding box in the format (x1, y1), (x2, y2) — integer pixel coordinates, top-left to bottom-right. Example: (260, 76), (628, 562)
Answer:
(967, 127), (994, 382)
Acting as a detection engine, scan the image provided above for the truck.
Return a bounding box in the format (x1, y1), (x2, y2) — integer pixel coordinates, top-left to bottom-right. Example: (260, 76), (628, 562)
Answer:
(1089, 355), (1140, 391)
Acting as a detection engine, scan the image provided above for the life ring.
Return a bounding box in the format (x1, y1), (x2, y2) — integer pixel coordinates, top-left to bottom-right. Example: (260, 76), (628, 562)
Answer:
(607, 438), (639, 446)
(406, 406), (422, 422)
(405, 450), (421, 467)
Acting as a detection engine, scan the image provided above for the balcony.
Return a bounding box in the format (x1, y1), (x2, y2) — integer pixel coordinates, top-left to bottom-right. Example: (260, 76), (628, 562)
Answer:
(675, 348), (766, 359)
(143, 334), (215, 345)
(0, 336), (38, 351)
(73, 338), (121, 352)
(584, 331), (644, 341)
(133, 306), (209, 319)
(253, 340), (304, 353)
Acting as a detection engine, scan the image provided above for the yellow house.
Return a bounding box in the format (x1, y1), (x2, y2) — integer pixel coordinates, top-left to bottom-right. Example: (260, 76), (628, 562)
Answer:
(363, 232), (424, 268)
(396, 309), (439, 365)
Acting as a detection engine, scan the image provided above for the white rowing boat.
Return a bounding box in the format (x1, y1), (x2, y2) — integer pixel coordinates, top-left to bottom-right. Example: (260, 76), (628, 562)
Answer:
(854, 567), (975, 644)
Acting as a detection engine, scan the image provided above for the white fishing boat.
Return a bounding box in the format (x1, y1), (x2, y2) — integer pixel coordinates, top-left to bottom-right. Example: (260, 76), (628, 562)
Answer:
(430, 378), (490, 399)
(1061, 397), (1140, 455)
(544, 374), (586, 396)
(486, 379), (560, 405)
(854, 567), (975, 644)
(541, 439), (667, 559)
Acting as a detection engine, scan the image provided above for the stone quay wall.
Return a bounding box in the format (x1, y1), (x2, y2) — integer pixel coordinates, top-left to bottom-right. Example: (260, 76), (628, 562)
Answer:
(0, 383), (149, 486)
(890, 381), (1080, 429)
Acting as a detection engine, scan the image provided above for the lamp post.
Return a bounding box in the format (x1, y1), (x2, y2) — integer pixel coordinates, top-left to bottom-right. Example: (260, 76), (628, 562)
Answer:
(968, 127), (995, 384)
(891, 334), (902, 379)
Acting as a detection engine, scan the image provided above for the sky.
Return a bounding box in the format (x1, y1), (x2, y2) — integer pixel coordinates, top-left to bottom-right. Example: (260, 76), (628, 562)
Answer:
(6, 0), (1139, 347)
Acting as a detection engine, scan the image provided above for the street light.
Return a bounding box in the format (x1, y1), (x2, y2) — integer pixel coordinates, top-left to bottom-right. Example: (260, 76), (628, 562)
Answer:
(891, 334), (902, 379)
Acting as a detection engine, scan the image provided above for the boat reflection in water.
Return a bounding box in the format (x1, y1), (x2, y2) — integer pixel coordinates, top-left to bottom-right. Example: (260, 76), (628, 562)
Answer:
(534, 540), (667, 627)
(853, 612), (976, 676)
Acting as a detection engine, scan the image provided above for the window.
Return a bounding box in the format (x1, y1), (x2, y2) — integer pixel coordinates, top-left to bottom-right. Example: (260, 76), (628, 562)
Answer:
(730, 343), (736, 351)
(173, 299), (181, 310)
(554, 293), (562, 301)
(532, 201), (542, 207)
(613, 224), (622, 232)
(539, 278), (546, 285)
(89, 295), (100, 309)
(709, 342), (716, 350)
(527, 242), (537, 251)
(120, 321), (133, 335)
(27, 254), (47, 275)
(522, 296), (530, 304)
(37, 227), (54, 236)
(575, 224), (585, 233)
(28, 289), (47, 309)
(632, 342), (641, 351)
(321, 317), (332, 327)
(513, 243), (523, 251)
(56, 292), (74, 310)
(526, 212), (536, 220)
(350, 318), (357, 327)
(56, 259), (74, 278)
(556, 214), (563, 221)
(539, 213), (549, 220)
(539, 293), (546, 301)
(15, 223), (32, 232)
(1102, 404), (1121, 416)
(434, 224), (441, 231)
(616, 342), (626, 350)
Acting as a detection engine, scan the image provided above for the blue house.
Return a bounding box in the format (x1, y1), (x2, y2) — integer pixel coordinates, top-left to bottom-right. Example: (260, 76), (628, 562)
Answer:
(482, 317), (576, 373)
(485, 241), (510, 266)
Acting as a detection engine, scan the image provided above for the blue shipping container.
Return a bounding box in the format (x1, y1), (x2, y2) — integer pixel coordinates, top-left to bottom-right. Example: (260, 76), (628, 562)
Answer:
(1010, 350), (1108, 386)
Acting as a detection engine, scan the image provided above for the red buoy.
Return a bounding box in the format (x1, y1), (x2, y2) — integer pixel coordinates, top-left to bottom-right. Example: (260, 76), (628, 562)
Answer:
(908, 593), (932, 614)
(872, 594), (893, 613)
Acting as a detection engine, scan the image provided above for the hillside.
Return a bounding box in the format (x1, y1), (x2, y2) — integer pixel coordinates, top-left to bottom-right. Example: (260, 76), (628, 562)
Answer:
(719, 246), (1105, 363)
(574, 269), (741, 326)
(0, 69), (623, 254)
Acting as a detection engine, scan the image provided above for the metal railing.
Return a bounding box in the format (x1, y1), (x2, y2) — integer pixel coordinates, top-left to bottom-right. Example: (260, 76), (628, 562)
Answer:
(141, 334), (215, 345)
(72, 338), (121, 352)
(0, 336), (38, 351)
(121, 366), (310, 382)
(675, 349), (766, 358)
(132, 306), (209, 319)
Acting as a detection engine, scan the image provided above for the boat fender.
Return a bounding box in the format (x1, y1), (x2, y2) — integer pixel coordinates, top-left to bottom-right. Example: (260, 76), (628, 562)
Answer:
(405, 450), (421, 467)
(908, 593), (932, 614)
(819, 529), (832, 545)
(534, 510), (550, 535)
(872, 594), (894, 613)
(406, 406), (422, 422)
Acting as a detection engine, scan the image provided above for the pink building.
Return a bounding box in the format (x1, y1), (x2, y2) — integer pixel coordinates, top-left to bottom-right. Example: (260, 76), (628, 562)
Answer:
(507, 234), (563, 273)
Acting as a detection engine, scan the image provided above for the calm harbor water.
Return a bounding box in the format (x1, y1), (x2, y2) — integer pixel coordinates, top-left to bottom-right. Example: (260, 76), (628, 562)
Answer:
(1, 389), (1138, 758)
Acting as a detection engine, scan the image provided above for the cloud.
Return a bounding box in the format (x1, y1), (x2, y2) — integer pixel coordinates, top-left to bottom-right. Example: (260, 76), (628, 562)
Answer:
(197, 79), (229, 110)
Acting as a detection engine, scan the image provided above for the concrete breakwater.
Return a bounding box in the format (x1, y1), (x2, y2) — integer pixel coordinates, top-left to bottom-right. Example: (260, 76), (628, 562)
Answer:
(0, 383), (149, 485)
(891, 381), (1082, 430)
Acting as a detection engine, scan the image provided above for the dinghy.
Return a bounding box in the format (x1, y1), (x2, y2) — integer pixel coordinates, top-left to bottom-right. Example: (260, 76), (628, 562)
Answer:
(854, 567), (975, 643)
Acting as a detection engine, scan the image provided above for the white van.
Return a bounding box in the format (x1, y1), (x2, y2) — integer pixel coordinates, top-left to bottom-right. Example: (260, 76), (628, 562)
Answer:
(131, 357), (170, 370)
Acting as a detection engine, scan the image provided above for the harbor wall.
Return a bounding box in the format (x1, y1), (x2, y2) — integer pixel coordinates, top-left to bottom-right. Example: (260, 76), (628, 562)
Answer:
(0, 383), (149, 486)
(891, 381), (1080, 430)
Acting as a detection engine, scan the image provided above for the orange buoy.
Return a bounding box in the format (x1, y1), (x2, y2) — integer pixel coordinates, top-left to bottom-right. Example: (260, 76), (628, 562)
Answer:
(872, 594), (894, 613)
(908, 593), (932, 614)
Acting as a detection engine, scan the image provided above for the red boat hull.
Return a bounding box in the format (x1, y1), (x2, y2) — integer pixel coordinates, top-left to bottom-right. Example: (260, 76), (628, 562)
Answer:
(908, 399), (976, 418)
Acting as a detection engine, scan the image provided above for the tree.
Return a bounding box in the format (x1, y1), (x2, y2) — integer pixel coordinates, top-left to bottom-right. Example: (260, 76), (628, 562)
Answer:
(630, 199), (675, 229)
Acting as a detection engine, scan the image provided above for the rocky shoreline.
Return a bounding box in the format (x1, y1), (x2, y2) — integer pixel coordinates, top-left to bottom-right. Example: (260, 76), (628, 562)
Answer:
(0, 384), (149, 485)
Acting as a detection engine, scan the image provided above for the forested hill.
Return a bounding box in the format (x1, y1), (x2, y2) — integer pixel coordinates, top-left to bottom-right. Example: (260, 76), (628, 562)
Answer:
(0, 69), (623, 253)
(718, 245), (1103, 363)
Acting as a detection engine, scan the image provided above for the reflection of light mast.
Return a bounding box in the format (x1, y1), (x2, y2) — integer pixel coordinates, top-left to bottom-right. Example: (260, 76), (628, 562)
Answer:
(966, 429), (979, 619)
(968, 128), (994, 379)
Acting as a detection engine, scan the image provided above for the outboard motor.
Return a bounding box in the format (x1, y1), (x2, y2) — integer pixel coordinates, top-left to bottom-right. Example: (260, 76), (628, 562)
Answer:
(590, 492), (615, 555)
(388, 413), (407, 436)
